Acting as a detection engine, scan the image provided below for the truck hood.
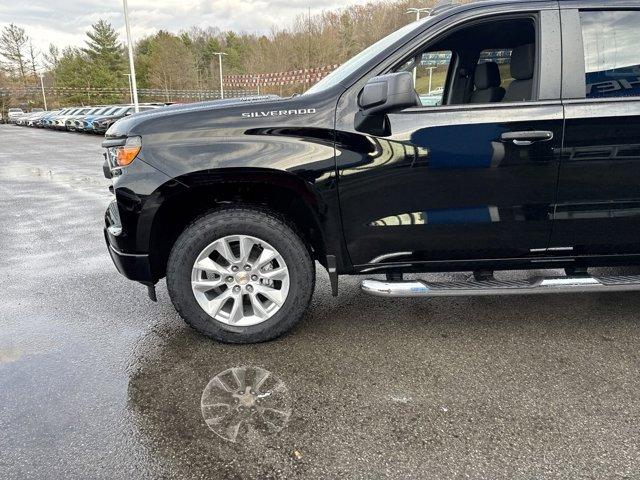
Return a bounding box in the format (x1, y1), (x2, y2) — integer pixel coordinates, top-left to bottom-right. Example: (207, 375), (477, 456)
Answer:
(105, 95), (282, 138)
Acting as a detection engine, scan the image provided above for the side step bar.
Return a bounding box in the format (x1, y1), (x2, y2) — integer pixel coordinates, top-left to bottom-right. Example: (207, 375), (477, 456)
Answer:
(361, 275), (640, 297)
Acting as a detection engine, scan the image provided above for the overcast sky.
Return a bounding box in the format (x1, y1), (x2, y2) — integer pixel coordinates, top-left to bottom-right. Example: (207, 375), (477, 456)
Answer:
(0, 0), (371, 54)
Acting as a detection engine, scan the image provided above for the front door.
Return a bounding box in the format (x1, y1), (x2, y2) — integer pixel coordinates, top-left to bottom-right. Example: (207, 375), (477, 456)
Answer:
(335, 8), (564, 268)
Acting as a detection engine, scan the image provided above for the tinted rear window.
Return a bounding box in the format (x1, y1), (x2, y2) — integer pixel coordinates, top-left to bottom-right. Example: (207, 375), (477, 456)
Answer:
(581, 10), (640, 99)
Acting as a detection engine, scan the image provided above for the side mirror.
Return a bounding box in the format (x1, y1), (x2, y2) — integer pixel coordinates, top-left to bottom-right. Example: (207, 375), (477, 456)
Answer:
(357, 71), (419, 116)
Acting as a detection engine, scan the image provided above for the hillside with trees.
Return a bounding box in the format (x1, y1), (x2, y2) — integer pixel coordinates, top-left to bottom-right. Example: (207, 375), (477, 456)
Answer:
(0, 0), (446, 109)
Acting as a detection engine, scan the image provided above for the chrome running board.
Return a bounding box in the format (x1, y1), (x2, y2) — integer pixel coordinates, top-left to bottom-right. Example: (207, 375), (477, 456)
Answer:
(361, 274), (640, 297)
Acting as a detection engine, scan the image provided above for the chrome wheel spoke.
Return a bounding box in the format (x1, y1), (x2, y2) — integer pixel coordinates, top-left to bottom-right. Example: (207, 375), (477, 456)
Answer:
(227, 297), (244, 324)
(193, 278), (223, 292)
(239, 236), (255, 264)
(249, 293), (269, 319)
(260, 267), (288, 281)
(255, 285), (285, 307)
(216, 238), (236, 266)
(256, 247), (278, 268)
(195, 257), (223, 275)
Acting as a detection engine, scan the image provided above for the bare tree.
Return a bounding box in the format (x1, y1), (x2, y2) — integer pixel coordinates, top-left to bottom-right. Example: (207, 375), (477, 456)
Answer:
(28, 41), (39, 84)
(0, 24), (29, 85)
(43, 44), (60, 70)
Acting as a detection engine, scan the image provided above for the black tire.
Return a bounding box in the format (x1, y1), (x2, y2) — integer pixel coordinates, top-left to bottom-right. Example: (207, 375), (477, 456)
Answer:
(166, 207), (315, 343)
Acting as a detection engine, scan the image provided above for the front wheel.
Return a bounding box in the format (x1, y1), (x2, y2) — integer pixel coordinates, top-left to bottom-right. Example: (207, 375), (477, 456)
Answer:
(166, 208), (315, 343)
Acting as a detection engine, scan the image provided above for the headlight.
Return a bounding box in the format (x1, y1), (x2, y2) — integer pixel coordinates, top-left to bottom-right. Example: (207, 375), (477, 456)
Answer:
(112, 136), (142, 167)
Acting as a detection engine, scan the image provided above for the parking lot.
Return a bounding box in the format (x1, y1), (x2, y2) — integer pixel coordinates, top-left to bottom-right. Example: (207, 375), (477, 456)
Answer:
(1, 124), (640, 479)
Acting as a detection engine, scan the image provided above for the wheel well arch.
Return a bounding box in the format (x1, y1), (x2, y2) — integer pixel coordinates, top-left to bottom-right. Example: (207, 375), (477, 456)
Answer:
(148, 169), (328, 281)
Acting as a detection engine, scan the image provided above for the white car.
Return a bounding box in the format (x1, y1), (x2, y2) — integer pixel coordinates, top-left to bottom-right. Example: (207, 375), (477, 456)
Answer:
(7, 108), (24, 124)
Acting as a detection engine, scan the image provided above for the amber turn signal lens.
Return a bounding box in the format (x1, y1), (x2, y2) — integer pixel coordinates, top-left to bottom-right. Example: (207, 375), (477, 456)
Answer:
(116, 136), (142, 167)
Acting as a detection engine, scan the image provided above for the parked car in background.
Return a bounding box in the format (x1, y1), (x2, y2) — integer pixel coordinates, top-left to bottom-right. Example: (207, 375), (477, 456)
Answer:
(13, 113), (29, 126)
(45, 108), (75, 128)
(28, 111), (51, 127)
(16, 111), (40, 126)
(15, 111), (41, 126)
(38, 110), (61, 128)
(52, 107), (84, 130)
(80, 106), (120, 132)
(92, 105), (159, 134)
(43, 108), (69, 128)
(7, 108), (24, 123)
(65, 107), (94, 131)
(6, 103), (167, 133)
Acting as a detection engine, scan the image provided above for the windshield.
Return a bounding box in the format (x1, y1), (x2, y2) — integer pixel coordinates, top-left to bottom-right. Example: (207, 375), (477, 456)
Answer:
(304, 17), (432, 95)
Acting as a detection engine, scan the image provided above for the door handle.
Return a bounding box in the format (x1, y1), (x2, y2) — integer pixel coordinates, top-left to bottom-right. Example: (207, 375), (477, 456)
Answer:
(501, 130), (554, 146)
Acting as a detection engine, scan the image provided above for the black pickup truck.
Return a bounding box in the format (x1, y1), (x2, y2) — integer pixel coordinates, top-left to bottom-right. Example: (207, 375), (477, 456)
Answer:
(103, 0), (640, 343)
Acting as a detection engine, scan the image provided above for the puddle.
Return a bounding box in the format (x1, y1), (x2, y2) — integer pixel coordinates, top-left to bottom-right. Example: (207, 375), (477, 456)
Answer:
(0, 345), (22, 364)
(2, 165), (109, 189)
(201, 366), (292, 443)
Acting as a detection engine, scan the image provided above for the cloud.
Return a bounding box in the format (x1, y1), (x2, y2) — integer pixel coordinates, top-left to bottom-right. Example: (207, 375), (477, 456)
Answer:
(0, 0), (373, 54)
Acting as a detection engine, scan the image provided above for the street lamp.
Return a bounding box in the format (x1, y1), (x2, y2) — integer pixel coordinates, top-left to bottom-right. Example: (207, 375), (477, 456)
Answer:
(38, 73), (47, 110)
(213, 52), (227, 99)
(123, 73), (133, 103)
(122, 0), (140, 112)
(406, 8), (434, 86)
(406, 7), (433, 21)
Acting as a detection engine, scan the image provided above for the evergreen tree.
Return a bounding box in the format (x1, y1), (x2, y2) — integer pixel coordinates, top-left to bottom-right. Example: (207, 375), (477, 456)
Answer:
(52, 47), (93, 105)
(83, 20), (126, 75)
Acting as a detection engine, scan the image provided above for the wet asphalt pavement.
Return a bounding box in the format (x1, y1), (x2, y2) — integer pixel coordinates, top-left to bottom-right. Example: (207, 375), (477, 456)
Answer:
(1, 124), (640, 479)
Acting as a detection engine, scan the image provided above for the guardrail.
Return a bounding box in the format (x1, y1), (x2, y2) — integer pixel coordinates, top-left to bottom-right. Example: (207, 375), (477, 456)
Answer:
(0, 87), (258, 99)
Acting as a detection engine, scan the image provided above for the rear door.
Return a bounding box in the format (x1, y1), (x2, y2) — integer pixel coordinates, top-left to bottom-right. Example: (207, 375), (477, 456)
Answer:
(553, 4), (640, 257)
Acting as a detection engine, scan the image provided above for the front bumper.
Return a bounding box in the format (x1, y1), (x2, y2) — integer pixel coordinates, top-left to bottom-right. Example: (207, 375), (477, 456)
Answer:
(104, 200), (153, 283)
(104, 231), (153, 282)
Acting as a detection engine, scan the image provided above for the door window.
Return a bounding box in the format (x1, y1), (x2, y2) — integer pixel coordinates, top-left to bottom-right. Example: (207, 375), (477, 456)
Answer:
(580, 11), (640, 99)
(394, 16), (537, 106)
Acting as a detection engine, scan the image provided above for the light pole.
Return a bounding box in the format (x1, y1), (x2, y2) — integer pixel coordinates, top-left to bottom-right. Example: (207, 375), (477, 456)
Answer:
(406, 8), (433, 86)
(406, 7), (432, 21)
(122, 0), (140, 112)
(426, 65), (435, 93)
(123, 73), (133, 103)
(38, 73), (47, 110)
(213, 52), (227, 99)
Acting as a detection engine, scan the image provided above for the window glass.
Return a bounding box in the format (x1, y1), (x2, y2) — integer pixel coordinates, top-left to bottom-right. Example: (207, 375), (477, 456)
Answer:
(304, 16), (437, 95)
(415, 51), (452, 106)
(478, 49), (513, 89)
(580, 11), (640, 99)
(397, 50), (452, 106)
